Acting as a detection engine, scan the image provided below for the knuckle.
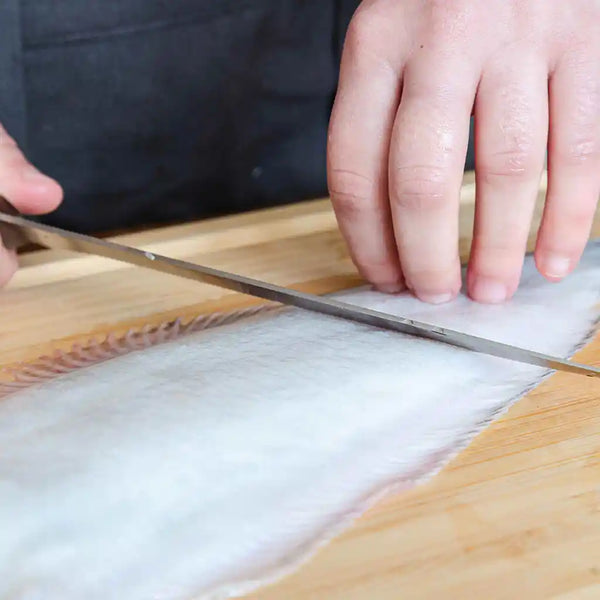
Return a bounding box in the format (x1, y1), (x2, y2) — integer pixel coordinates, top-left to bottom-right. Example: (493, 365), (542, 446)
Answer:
(555, 204), (596, 231)
(475, 239), (521, 256)
(329, 169), (374, 220)
(557, 136), (600, 167)
(424, 0), (471, 43)
(345, 10), (381, 49)
(390, 166), (447, 211)
(344, 10), (397, 75)
(479, 148), (539, 181)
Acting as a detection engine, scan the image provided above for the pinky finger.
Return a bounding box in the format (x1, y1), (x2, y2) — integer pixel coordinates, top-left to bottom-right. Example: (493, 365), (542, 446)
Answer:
(536, 55), (600, 280)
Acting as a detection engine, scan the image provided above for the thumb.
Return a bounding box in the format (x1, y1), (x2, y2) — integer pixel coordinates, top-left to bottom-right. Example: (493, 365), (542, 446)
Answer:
(0, 124), (63, 287)
(0, 124), (63, 215)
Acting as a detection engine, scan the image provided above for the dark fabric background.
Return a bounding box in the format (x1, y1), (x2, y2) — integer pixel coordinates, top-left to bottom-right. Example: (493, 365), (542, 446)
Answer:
(6, 1), (475, 232)
(0, 1), (27, 145)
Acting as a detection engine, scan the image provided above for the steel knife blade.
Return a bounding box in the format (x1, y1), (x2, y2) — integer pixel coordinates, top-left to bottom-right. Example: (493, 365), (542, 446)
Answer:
(0, 199), (598, 378)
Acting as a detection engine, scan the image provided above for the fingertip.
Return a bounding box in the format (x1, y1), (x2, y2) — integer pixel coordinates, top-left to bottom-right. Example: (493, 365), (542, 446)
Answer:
(11, 173), (63, 215)
(363, 266), (405, 294)
(415, 291), (456, 305)
(410, 274), (461, 304)
(469, 278), (507, 303)
(534, 250), (574, 283)
(466, 267), (513, 304)
(406, 264), (462, 305)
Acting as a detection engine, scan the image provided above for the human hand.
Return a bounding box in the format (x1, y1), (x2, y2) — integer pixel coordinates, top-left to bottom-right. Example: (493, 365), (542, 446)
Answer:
(328, 0), (600, 303)
(0, 124), (62, 286)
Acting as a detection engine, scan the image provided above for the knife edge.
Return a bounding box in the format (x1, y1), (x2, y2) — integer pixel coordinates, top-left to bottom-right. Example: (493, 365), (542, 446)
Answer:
(0, 208), (598, 378)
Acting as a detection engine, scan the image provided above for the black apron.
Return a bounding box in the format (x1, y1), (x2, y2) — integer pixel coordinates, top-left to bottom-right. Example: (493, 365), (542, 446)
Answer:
(1, 1), (474, 233)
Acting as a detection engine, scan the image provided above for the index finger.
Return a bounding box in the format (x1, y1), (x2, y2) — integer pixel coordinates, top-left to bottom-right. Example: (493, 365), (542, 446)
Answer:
(327, 9), (406, 293)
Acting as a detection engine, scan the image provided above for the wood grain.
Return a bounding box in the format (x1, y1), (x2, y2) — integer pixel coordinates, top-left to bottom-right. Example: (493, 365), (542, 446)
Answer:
(2, 172), (600, 599)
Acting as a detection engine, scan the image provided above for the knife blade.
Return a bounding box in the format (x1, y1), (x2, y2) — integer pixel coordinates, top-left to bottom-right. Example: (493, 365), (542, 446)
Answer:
(0, 200), (598, 378)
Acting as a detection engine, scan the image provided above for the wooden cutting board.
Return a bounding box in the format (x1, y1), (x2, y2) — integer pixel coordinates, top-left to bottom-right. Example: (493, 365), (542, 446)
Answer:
(1, 173), (600, 599)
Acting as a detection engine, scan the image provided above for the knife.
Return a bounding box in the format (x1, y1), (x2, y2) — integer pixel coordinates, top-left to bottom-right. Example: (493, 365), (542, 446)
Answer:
(0, 198), (598, 378)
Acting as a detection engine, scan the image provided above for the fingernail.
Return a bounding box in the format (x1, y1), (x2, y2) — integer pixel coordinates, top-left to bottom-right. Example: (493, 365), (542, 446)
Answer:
(417, 292), (453, 305)
(471, 277), (507, 304)
(376, 282), (405, 294)
(543, 253), (571, 280)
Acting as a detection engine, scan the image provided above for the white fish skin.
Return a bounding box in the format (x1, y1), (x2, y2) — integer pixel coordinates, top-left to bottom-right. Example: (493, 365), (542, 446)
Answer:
(0, 242), (598, 600)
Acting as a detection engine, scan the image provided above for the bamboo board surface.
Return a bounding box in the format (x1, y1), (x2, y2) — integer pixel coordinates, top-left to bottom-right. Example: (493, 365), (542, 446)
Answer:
(2, 172), (600, 599)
